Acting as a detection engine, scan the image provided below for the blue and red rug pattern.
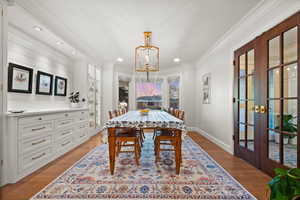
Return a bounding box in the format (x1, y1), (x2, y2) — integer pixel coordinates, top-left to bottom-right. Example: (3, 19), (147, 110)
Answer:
(31, 135), (256, 199)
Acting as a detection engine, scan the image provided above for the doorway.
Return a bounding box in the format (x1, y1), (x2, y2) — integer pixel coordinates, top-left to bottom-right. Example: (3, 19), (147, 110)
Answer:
(118, 80), (129, 111)
(234, 12), (300, 176)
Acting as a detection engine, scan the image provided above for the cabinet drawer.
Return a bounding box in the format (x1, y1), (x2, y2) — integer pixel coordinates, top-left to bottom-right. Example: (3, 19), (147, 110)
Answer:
(76, 115), (88, 122)
(56, 118), (74, 128)
(19, 121), (54, 139)
(74, 110), (88, 116)
(19, 135), (52, 154)
(56, 137), (73, 153)
(77, 122), (89, 130)
(19, 147), (52, 173)
(56, 112), (73, 119)
(56, 128), (73, 140)
(19, 115), (52, 125)
(77, 130), (89, 141)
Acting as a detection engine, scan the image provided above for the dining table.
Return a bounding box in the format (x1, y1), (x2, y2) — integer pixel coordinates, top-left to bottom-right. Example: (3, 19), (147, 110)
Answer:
(105, 110), (187, 175)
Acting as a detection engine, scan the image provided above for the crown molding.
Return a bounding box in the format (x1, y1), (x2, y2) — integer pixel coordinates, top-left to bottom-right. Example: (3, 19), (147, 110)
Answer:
(196, 0), (299, 67)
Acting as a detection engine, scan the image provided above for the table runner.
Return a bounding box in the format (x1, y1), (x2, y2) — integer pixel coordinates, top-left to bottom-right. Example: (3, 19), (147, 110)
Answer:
(105, 110), (187, 138)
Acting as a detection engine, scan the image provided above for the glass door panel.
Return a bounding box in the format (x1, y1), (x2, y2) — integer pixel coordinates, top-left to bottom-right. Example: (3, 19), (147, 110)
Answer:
(234, 42), (258, 167)
(264, 23), (299, 173)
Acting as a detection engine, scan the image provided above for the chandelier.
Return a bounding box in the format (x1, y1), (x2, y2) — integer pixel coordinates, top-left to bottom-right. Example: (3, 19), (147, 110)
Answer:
(135, 32), (159, 80)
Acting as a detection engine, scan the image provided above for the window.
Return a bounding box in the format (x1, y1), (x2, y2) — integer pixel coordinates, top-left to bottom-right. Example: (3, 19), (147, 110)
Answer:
(136, 81), (162, 109)
(168, 77), (180, 109)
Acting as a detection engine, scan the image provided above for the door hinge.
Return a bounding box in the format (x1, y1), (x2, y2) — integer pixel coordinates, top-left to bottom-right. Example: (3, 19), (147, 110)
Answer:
(1, 9), (3, 17)
(233, 60), (236, 66)
(233, 97), (236, 103)
(232, 135), (235, 141)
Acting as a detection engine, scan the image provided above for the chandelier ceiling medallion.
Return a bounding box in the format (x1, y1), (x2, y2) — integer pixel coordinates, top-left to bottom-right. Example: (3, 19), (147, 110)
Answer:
(135, 31), (159, 80)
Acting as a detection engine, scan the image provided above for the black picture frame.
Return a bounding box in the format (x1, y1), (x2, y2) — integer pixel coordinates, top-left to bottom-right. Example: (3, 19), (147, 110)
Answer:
(36, 71), (53, 95)
(54, 76), (67, 96)
(7, 63), (33, 93)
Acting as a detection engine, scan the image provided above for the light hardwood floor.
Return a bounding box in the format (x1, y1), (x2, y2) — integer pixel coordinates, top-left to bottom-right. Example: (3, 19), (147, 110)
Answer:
(0, 131), (271, 200)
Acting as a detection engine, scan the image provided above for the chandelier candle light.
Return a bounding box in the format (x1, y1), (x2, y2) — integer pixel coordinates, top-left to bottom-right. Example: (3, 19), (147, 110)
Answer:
(135, 32), (159, 81)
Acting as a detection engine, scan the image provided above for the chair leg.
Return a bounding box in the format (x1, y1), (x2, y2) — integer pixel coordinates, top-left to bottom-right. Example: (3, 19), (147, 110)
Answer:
(152, 129), (156, 140)
(155, 138), (160, 162)
(139, 131), (144, 147)
(154, 137), (157, 155)
(179, 140), (182, 163)
(134, 138), (140, 165)
(116, 141), (120, 157)
(141, 129), (145, 139)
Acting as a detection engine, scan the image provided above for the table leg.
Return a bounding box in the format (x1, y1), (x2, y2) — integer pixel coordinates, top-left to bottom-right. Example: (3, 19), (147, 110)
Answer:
(108, 128), (116, 175)
(175, 130), (182, 175)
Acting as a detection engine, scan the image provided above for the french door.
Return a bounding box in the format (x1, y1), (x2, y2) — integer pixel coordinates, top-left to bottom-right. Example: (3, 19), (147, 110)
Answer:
(234, 40), (259, 167)
(234, 12), (300, 176)
(260, 13), (299, 176)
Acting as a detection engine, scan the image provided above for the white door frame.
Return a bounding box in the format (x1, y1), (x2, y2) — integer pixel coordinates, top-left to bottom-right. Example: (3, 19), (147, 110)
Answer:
(0, 0), (8, 186)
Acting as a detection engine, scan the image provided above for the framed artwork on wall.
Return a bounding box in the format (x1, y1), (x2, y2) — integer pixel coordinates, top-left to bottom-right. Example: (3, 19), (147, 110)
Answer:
(36, 71), (53, 95)
(202, 73), (211, 104)
(54, 76), (67, 96)
(7, 63), (33, 93)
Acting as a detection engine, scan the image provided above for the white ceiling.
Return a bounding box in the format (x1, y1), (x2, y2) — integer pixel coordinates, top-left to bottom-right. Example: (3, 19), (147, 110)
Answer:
(7, 5), (85, 60)
(13, 0), (261, 69)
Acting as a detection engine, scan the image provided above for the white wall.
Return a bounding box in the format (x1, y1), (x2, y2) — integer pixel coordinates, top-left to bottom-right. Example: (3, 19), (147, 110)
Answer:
(194, 0), (300, 154)
(180, 63), (196, 127)
(101, 62), (115, 125)
(6, 25), (75, 111)
(73, 60), (88, 107)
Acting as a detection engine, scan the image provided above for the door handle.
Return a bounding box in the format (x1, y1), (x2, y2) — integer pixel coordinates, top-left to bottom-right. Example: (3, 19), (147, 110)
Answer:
(254, 105), (260, 113)
(260, 105), (267, 114)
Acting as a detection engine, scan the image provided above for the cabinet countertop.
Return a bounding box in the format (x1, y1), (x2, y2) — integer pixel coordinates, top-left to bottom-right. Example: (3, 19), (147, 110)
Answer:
(6, 107), (88, 117)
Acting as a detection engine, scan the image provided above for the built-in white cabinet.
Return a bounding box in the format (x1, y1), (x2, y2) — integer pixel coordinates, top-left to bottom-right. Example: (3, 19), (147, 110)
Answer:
(5, 108), (89, 183)
(88, 64), (101, 136)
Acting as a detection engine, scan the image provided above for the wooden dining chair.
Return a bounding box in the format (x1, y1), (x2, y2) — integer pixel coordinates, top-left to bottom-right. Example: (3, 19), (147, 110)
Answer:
(154, 110), (185, 163)
(170, 108), (174, 116)
(108, 110), (114, 120)
(115, 129), (141, 166)
(178, 110), (185, 121)
(107, 110), (142, 166)
(154, 128), (182, 164)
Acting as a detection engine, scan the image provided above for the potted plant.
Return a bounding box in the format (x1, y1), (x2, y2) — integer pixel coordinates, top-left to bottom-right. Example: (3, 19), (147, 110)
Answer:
(275, 114), (297, 145)
(268, 168), (300, 200)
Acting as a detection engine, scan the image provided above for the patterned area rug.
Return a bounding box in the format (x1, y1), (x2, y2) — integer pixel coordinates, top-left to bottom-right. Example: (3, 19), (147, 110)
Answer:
(31, 134), (256, 200)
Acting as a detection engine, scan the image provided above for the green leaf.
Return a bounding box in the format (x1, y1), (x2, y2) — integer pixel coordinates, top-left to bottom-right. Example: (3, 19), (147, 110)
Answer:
(275, 168), (288, 176)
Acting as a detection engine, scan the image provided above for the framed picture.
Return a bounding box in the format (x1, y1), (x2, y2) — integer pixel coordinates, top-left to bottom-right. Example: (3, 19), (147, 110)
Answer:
(36, 71), (53, 95)
(202, 73), (211, 104)
(7, 63), (33, 93)
(202, 73), (211, 88)
(203, 88), (210, 104)
(54, 76), (67, 96)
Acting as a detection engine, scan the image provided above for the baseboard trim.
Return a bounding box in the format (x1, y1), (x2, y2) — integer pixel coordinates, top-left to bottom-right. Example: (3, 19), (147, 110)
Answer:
(190, 127), (233, 155)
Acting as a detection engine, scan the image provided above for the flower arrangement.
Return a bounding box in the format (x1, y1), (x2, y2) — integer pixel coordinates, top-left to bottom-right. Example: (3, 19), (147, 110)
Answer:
(69, 91), (85, 108)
